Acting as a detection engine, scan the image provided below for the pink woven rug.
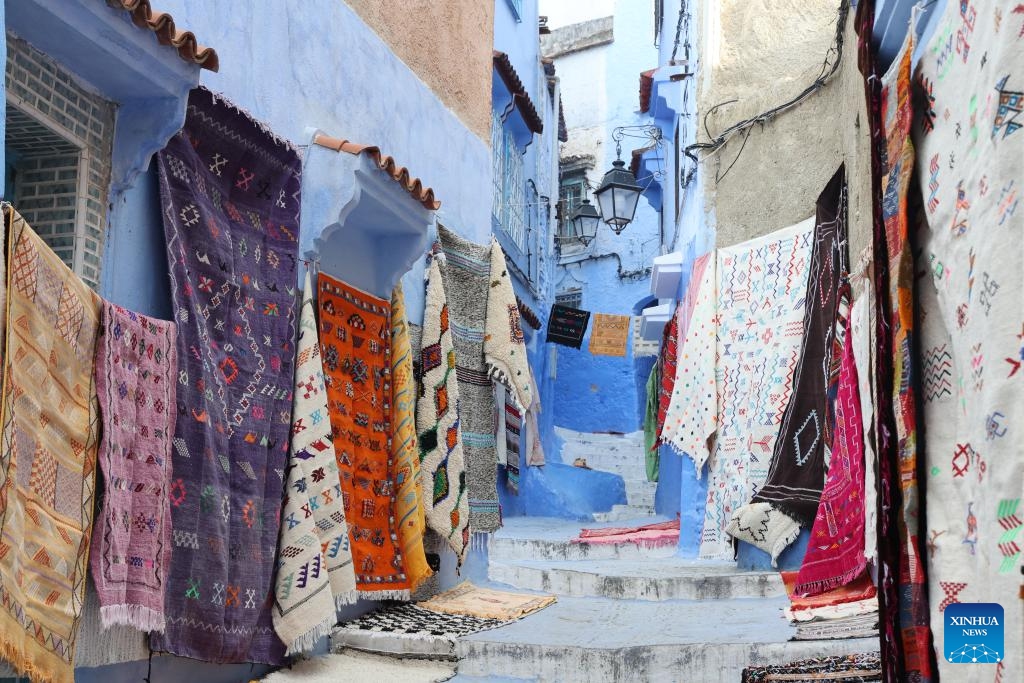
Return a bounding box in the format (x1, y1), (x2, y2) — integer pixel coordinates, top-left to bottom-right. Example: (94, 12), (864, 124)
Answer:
(572, 519), (679, 548)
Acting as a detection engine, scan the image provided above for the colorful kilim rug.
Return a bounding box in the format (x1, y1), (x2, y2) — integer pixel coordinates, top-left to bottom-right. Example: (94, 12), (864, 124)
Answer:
(0, 210), (101, 683)
(731, 167), (851, 563)
(417, 582), (555, 621)
(484, 241), (532, 409)
(656, 304), (680, 437)
(792, 613), (879, 641)
(272, 273), (357, 655)
(437, 227), (500, 533)
(875, 29), (934, 682)
(912, 1), (1023, 680)
(318, 272), (410, 599)
(502, 387), (522, 493)
(587, 313), (630, 356)
(643, 360), (661, 482)
(149, 88), (298, 665)
(699, 217), (814, 560)
(334, 603), (504, 638)
(741, 653), (882, 683)
(416, 257), (469, 563)
(785, 598), (879, 624)
(794, 326), (868, 596)
(90, 300), (176, 632)
(546, 303), (590, 348)
(660, 253), (716, 471)
(573, 519), (680, 549)
(391, 282), (432, 592)
(782, 571), (877, 611)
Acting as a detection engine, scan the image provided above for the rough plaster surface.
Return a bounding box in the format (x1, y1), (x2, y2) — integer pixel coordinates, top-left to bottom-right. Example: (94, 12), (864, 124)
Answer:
(698, 0), (872, 261)
(344, 0), (494, 141)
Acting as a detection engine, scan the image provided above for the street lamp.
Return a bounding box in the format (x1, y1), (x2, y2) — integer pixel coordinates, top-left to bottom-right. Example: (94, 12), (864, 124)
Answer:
(593, 159), (642, 233)
(570, 198), (600, 246)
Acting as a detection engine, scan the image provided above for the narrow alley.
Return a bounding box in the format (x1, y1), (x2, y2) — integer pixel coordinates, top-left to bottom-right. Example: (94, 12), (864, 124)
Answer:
(0, 1), (1018, 682)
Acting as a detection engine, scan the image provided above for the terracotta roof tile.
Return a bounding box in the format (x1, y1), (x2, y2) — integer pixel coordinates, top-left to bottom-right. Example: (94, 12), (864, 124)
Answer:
(630, 144), (655, 178)
(107, 0), (219, 71)
(639, 68), (656, 113)
(313, 134), (441, 211)
(493, 51), (544, 136)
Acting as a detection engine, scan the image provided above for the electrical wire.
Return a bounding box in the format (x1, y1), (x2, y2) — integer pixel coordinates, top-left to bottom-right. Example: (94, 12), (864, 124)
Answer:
(682, 0), (851, 170)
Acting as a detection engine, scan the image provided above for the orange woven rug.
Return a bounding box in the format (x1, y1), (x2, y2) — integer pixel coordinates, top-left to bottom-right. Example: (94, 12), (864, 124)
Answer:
(318, 273), (410, 598)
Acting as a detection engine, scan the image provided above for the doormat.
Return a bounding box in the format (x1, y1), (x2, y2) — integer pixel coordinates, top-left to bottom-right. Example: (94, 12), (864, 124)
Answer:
(416, 582), (555, 621)
(741, 652), (882, 682)
(257, 650), (455, 683)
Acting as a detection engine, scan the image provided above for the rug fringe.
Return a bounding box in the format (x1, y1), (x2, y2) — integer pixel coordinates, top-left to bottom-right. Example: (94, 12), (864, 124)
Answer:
(99, 603), (166, 633)
(333, 589), (360, 609)
(769, 523), (804, 568)
(357, 588), (411, 601)
(198, 86), (299, 154)
(793, 561), (870, 597)
(0, 633), (58, 683)
(470, 531), (490, 554)
(285, 616), (334, 655)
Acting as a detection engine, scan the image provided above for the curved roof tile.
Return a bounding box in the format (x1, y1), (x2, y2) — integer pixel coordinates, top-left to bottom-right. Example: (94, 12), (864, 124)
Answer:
(107, 0), (219, 71)
(493, 51), (544, 135)
(313, 134), (441, 211)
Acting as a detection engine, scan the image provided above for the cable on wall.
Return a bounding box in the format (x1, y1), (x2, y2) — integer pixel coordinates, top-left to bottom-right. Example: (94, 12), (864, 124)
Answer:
(682, 0), (851, 179)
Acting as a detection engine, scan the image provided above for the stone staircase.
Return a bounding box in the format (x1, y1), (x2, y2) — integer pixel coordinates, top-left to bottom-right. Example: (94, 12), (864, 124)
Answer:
(452, 517), (878, 681)
(555, 427), (657, 522)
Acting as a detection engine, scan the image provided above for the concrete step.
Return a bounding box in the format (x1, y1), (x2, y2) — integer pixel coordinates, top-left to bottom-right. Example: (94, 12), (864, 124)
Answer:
(488, 557), (783, 601)
(593, 504), (656, 522)
(624, 480), (656, 507)
(489, 517), (678, 562)
(455, 595), (879, 682)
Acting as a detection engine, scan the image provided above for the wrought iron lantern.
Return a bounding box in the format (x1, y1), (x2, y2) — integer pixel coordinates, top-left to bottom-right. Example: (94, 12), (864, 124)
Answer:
(570, 198), (600, 246)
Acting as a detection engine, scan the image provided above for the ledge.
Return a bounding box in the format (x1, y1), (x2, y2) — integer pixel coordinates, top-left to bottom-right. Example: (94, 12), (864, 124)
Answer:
(300, 129), (434, 299)
(640, 301), (674, 341)
(541, 16), (614, 59)
(651, 252), (683, 299)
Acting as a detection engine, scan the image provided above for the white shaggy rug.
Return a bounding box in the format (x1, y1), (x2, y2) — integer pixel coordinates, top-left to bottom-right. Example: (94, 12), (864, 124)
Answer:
(260, 650), (456, 682)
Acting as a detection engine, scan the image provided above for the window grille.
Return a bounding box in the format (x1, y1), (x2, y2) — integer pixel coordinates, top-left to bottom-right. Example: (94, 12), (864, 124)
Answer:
(555, 289), (582, 310)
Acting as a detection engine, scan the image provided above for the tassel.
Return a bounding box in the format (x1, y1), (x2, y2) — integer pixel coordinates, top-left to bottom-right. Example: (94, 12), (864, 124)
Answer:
(333, 589), (360, 609)
(356, 588), (411, 601)
(285, 617), (334, 655)
(99, 604), (166, 633)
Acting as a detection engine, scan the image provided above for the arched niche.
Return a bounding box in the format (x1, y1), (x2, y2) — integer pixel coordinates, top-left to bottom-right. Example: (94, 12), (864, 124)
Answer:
(299, 130), (435, 298)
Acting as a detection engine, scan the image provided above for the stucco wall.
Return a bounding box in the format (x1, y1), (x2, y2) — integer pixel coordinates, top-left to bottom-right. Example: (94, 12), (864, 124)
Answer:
(344, 0), (494, 141)
(698, 0), (872, 262)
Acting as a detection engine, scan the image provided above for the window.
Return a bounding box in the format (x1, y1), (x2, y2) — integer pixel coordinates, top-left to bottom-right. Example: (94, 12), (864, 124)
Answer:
(555, 289), (582, 310)
(491, 112), (527, 252)
(558, 172), (586, 239)
(506, 0), (523, 22)
(5, 34), (115, 289)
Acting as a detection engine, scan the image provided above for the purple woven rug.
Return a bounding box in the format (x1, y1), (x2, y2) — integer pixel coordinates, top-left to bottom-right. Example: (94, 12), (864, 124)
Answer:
(149, 88), (300, 664)
(89, 301), (177, 632)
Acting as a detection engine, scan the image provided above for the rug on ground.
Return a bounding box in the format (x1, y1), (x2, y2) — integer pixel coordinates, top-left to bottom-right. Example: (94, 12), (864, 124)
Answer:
(90, 300), (177, 632)
(416, 256), (469, 563)
(258, 650), (455, 683)
(0, 209), (101, 683)
(150, 87), (299, 665)
(741, 653), (882, 682)
(437, 227), (500, 532)
(319, 272), (410, 599)
(416, 581), (555, 621)
(272, 273), (357, 654)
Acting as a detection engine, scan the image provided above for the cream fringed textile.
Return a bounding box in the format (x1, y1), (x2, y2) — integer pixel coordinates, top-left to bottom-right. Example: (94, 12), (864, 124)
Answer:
(272, 273), (357, 654)
(485, 240), (532, 410)
(913, 2), (1023, 678)
(659, 253), (716, 472)
(416, 256), (470, 563)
